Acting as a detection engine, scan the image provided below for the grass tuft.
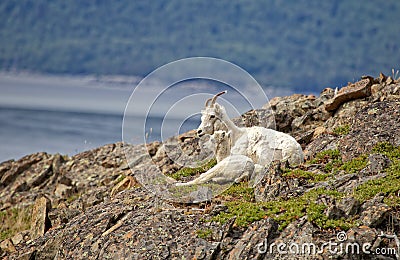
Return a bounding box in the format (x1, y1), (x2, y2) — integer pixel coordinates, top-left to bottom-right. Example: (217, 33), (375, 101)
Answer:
(196, 228), (213, 239)
(333, 124), (350, 136)
(0, 206), (32, 241)
(219, 182), (255, 202)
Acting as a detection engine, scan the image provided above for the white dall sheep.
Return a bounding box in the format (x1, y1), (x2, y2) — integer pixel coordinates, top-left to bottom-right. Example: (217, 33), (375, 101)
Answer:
(175, 92), (304, 188)
(197, 91), (304, 166)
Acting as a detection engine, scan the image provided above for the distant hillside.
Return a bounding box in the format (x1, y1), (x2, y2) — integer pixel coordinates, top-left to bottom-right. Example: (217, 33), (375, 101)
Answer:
(0, 1), (399, 91)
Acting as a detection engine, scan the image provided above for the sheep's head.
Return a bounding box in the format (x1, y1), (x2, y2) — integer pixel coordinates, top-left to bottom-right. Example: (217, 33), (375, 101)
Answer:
(197, 91), (227, 137)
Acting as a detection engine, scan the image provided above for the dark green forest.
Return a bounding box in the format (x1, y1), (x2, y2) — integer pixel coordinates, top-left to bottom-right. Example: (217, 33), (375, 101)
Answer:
(0, 1), (399, 91)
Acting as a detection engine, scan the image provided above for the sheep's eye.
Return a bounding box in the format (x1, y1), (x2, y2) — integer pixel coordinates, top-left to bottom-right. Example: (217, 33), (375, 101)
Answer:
(210, 115), (215, 119)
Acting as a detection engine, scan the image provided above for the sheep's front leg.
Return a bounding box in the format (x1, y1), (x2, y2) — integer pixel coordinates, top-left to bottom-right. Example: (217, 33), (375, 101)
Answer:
(175, 155), (255, 187)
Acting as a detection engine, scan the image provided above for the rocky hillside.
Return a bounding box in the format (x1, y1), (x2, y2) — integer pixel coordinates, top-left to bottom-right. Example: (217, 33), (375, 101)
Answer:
(1, 73), (400, 259)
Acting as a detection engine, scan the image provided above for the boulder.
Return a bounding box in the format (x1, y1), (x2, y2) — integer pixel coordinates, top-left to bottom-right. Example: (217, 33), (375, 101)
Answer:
(0, 238), (16, 253)
(30, 196), (51, 240)
(325, 78), (373, 112)
(54, 183), (74, 198)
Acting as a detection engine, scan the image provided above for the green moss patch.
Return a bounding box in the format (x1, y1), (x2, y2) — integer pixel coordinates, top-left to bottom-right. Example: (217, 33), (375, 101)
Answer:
(212, 185), (354, 230)
(212, 201), (267, 227)
(211, 182), (262, 227)
(219, 182), (255, 202)
(169, 158), (217, 181)
(354, 143), (400, 206)
(309, 149), (343, 173)
(339, 155), (368, 174)
(372, 142), (400, 160)
(196, 228), (213, 239)
(263, 188), (353, 230)
(333, 124), (350, 136)
(309, 149), (369, 175)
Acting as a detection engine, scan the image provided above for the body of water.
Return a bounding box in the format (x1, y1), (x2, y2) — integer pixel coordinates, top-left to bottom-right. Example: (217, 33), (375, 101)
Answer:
(0, 73), (202, 162)
(0, 106), (122, 161)
(0, 106), (200, 162)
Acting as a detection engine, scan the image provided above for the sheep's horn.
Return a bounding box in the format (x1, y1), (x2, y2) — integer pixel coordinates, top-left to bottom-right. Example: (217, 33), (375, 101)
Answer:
(205, 98), (213, 107)
(211, 90), (227, 106)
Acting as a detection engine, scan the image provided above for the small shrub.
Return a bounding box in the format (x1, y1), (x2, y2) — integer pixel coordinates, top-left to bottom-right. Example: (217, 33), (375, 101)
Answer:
(339, 155), (368, 174)
(309, 149), (343, 173)
(220, 182), (254, 202)
(196, 228), (213, 239)
(333, 125), (350, 136)
(211, 201), (267, 227)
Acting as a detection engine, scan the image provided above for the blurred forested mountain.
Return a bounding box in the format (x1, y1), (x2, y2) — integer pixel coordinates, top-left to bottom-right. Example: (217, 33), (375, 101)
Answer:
(1, 1), (399, 91)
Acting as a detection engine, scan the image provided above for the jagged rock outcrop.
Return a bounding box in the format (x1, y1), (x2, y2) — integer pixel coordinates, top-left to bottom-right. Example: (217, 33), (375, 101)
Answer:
(1, 74), (399, 259)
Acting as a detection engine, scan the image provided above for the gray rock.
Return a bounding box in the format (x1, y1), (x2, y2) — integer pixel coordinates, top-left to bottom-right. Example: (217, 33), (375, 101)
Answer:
(1, 153), (45, 187)
(325, 78), (373, 112)
(54, 183), (74, 198)
(0, 238), (16, 253)
(0, 159), (14, 181)
(325, 205), (346, 220)
(339, 100), (400, 161)
(227, 218), (278, 259)
(360, 198), (391, 228)
(254, 161), (308, 202)
(57, 175), (72, 186)
(338, 197), (361, 216)
(270, 217), (318, 258)
(367, 154), (392, 174)
(333, 173), (358, 193)
(10, 231), (29, 246)
(30, 196), (51, 240)
(210, 204), (228, 216)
